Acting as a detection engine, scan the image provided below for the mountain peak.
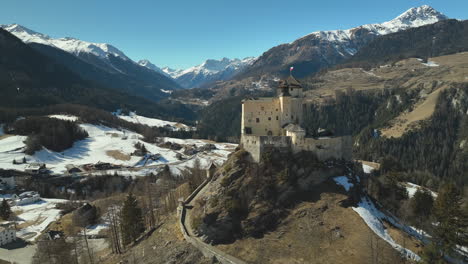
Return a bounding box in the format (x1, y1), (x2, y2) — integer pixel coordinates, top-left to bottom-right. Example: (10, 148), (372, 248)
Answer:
(1, 23), (129, 61)
(393, 5), (448, 25)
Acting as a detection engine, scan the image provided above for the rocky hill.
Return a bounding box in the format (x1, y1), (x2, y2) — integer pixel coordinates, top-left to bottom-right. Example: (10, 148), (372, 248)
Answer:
(189, 149), (350, 243)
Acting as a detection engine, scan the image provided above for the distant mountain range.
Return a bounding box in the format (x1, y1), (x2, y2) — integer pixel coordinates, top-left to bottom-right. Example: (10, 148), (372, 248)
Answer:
(139, 57), (256, 88)
(1, 24), (182, 101)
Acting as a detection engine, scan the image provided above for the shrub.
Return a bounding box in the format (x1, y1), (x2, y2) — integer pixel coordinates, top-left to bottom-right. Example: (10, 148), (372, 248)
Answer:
(191, 215), (203, 231)
(220, 176), (231, 187)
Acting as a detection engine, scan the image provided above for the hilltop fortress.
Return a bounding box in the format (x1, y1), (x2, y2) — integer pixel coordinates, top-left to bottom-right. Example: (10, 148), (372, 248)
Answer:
(240, 76), (352, 162)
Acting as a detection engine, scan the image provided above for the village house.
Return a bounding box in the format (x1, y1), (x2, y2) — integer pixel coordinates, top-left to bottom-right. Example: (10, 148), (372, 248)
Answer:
(11, 191), (41, 206)
(25, 163), (47, 174)
(0, 226), (16, 246)
(241, 76), (352, 162)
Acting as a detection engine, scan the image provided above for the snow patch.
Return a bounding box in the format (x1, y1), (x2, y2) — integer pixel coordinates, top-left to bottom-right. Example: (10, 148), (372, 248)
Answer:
(353, 197), (421, 261)
(48, 115), (79, 122)
(404, 182), (437, 198)
(114, 111), (194, 131)
(422, 61), (439, 67)
(333, 176), (354, 191)
(362, 164), (375, 174)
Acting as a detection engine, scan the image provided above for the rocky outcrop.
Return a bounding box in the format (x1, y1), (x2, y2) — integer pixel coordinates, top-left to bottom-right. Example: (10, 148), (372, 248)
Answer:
(191, 149), (348, 244)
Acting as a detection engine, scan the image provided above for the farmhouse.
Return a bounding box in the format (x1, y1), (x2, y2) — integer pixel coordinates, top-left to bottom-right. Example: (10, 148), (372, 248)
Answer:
(11, 191), (41, 206)
(0, 226), (16, 246)
(241, 76), (352, 162)
(25, 163), (47, 174)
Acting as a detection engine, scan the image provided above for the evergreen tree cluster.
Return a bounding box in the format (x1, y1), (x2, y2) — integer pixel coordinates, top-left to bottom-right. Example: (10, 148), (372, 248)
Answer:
(120, 193), (144, 246)
(0, 199), (12, 220)
(7, 116), (88, 154)
(356, 85), (468, 185)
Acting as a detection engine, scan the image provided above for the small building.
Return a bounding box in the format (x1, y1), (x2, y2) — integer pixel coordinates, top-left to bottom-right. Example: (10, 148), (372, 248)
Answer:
(25, 163), (47, 174)
(12, 191), (41, 206)
(206, 162), (217, 179)
(0, 227), (16, 246)
(65, 164), (82, 174)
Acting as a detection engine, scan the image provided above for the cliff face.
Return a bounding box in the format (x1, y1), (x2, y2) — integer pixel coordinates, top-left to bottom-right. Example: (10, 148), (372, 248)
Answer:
(190, 149), (349, 244)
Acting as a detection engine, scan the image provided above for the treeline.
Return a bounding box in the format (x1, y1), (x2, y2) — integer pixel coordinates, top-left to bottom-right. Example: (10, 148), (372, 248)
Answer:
(303, 88), (410, 136)
(356, 85), (468, 186)
(0, 103), (197, 143)
(7, 116), (88, 154)
(196, 96), (243, 142)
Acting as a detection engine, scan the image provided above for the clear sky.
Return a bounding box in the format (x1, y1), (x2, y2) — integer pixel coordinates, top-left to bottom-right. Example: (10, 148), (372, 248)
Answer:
(0, 0), (466, 69)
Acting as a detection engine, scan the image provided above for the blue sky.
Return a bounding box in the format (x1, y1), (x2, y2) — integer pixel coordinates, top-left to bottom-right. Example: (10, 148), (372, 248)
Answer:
(1, 0), (466, 69)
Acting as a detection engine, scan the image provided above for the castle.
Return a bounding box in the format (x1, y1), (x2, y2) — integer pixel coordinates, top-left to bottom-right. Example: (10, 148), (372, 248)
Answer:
(240, 76), (352, 162)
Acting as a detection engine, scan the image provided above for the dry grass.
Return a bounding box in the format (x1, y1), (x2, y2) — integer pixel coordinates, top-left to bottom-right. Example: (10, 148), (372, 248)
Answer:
(215, 181), (406, 264)
(106, 150), (131, 161)
(17, 216), (46, 229)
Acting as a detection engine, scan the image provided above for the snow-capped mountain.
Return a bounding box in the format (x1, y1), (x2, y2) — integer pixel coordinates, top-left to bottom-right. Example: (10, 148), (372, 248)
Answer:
(138, 59), (171, 77)
(297, 5), (447, 52)
(159, 57), (257, 88)
(244, 5), (448, 78)
(1, 24), (181, 100)
(2, 24), (129, 61)
(161, 67), (185, 79)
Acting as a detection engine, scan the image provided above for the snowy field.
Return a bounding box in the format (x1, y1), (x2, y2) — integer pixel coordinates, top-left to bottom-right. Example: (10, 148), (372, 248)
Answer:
(9, 198), (68, 241)
(114, 111), (194, 131)
(0, 121), (236, 176)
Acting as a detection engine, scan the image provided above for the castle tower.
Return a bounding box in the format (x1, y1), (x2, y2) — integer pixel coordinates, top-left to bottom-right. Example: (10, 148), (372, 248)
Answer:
(278, 76), (304, 128)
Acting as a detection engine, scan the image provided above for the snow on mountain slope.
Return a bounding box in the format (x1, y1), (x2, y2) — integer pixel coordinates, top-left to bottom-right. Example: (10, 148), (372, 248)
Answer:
(137, 59), (171, 77)
(0, 122), (235, 176)
(238, 5), (449, 81)
(297, 5), (448, 55)
(161, 66), (185, 79)
(2, 24), (129, 61)
(180, 57), (257, 88)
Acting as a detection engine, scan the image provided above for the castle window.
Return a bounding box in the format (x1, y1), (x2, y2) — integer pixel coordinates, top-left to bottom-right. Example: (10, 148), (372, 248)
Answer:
(268, 117), (271, 121)
(291, 115), (294, 119)
(276, 109), (278, 111)
(276, 116), (279, 120)
(261, 106), (265, 111)
(256, 118), (260, 123)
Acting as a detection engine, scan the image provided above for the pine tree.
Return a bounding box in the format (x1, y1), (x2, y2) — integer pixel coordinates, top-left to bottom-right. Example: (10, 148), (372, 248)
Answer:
(0, 199), (12, 220)
(432, 183), (468, 257)
(120, 193), (144, 246)
(410, 189), (434, 231)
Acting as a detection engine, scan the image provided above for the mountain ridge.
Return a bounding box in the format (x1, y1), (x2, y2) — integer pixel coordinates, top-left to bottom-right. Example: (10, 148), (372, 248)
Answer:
(139, 57), (257, 88)
(1, 24), (183, 101)
(242, 5), (448, 79)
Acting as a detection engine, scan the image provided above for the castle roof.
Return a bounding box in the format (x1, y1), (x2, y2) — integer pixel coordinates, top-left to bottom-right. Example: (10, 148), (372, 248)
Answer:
(279, 76), (302, 89)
